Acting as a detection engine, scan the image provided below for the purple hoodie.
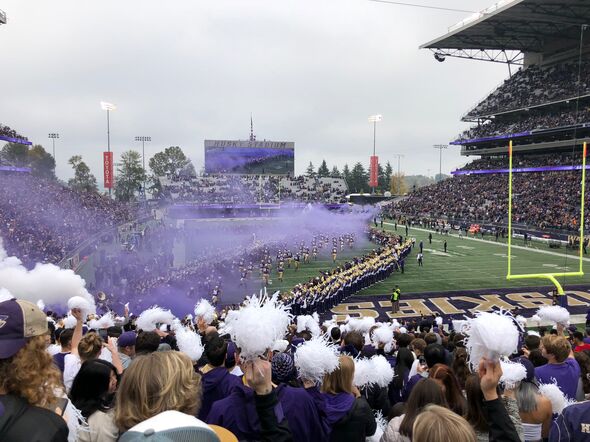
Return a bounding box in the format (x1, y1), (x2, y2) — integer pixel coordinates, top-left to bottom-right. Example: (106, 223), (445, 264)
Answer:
(207, 382), (326, 442)
(198, 366), (242, 421)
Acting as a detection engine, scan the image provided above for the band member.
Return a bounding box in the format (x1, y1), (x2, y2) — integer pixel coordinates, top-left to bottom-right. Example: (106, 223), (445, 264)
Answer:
(332, 247), (338, 263)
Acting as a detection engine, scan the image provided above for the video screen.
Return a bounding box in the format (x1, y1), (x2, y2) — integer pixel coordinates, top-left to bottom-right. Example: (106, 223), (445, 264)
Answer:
(205, 140), (294, 175)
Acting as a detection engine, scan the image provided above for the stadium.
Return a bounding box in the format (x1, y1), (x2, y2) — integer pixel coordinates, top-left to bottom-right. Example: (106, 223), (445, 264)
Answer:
(3, 1), (590, 441)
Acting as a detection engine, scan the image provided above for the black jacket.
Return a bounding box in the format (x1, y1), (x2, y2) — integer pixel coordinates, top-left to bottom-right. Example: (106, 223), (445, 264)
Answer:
(483, 398), (520, 442)
(0, 394), (68, 442)
(254, 390), (292, 442)
(329, 397), (377, 442)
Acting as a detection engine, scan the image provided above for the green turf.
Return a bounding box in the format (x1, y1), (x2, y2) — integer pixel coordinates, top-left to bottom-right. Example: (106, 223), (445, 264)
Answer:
(260, 223), (590, 296)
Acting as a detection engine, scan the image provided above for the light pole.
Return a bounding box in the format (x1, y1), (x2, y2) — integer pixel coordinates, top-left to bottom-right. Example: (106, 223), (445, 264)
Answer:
(101, 102), (116, 196)
(368, 115), (382, 194)
(135, 136), (151, 199)
(433, 144), (448, 182)
(48, 133), (59, 162)
(391, 153), (404, 195)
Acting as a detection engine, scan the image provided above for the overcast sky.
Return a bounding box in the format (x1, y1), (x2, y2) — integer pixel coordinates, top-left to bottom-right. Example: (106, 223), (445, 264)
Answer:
(1, 0), (509, 183)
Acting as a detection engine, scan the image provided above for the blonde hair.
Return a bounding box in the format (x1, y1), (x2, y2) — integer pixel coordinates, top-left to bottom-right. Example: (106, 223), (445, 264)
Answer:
(0, 335), (63, 409)
(115, 351), (202, 432)
(78, 332), (103, 361)
(541, 335), (571, 362)
(321, 355), (354, 395)
(412, 404), (476, 442)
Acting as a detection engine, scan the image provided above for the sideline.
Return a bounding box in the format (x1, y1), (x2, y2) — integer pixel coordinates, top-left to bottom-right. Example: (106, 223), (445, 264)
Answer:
(383, 222), (590, 263)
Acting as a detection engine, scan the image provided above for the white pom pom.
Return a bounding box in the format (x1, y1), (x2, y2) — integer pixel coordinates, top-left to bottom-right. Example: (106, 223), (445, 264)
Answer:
(435, 316), (443, 326)
(370, 355), (395, 388)
(515, 315), (527, 326)
(272, 339), (289, 353)
(136, 306), (175, 331)
(345, 316), (375, 335)
(36, 299), (45, 311)
(366, 411), (387, 442)
(464, 311), (519, 371)
(175, 324), (204, 362)
(88, 313), (115, 330)
(294, 335), (340, 383)
(194, 299), (216, 325)
(0, 288), (14, 303)
(67, 296), (96, 316)
(538, 382), (574, 415)
(500, 360), (527, 390)
(353, 358), (373, 388)
(531, 314), (541, 322)
(63, 315), (77, 329)
(226, 292), (291, 361)
(452, 320), (469, 333)
(535, 306), (570, 326)
(372, 324), (394, 350)
(296, 315), (321, 337)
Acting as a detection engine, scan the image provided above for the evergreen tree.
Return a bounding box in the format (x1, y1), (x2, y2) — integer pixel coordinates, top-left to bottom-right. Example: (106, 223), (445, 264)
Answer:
(377, 163), (386, 193)
(28, 145), (56, 179)
(317, 160), (330, 177)
(384, 161), (393, 192)
(350, 162), (368, 193)
(342, 164), (351, 189)
(115, 150), (146, 202)
(330, 165), (341, 178)
(305, 161), (315, 177)
(68, 155), (98, 192)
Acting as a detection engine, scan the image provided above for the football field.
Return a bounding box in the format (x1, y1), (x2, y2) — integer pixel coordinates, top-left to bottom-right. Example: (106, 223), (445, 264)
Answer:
(265, 223), (590, 298)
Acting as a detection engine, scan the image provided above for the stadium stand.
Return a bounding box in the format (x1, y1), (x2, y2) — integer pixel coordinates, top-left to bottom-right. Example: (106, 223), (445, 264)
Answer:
(0, 171), (135, 267)
(159, 174), (348, 204)
(0, 123), (29, 143)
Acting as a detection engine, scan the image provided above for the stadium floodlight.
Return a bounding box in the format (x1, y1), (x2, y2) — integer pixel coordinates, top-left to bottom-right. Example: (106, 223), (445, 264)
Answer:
(100, 101), (117, 111)
(434, 53), (446, 62)
(101, 101), (116, 196)
(368, 115), (383, 123)
(433, 144), (447, 182)
(48, 133), (59, 162)
(135, 136), (151, 200)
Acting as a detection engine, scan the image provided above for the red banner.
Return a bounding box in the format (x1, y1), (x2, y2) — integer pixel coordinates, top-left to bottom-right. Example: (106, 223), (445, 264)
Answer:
(370, 155), (379, 188)
(103, 151), (113, 188)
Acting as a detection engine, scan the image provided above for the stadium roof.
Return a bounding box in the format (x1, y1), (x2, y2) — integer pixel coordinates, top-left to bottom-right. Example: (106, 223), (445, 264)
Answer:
(421, 0), (590, 57)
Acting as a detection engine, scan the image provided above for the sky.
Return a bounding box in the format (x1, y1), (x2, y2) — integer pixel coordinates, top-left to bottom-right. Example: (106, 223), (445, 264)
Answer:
(1, 0), (509, 183)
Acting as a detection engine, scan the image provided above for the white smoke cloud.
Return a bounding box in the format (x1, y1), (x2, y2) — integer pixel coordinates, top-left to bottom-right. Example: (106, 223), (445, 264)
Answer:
(0, 237), (95, 312)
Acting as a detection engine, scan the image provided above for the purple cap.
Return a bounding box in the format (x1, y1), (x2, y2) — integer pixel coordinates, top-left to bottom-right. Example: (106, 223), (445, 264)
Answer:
(118, 331), (137, 348)
(0, 299), (48, 359)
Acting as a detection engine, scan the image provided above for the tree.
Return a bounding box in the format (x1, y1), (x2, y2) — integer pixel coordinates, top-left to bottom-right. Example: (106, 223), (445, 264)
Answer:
(390, 172), (408, 195)
(28, 145), (55, 179)
(350, 162), (368, 193)
(377, 163), (387, 193)
(1, 143), (29, 167)
(149, 146), (194, 179)
(317, 160), (330, 177)
(384, 161), (393, 191)
(342, 164), (351, 189)
(68, 155), (97, 192)
(305, 161), (315, 177)
(115, 150), (146, 202)
(330, 165), (341, 178)
(148, 146), (195, 197)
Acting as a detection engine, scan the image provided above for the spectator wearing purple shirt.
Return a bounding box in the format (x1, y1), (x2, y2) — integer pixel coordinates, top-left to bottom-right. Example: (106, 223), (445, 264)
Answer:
(535, 334), (581, 401)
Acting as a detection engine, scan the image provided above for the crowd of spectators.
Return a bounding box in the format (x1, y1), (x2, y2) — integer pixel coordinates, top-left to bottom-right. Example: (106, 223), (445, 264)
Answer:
(458, 151), (582, 171)
(456, 107), (590, 141)
(160, 174), (348, 204)
(387, 152), (589, 231)
(465, 59), (590, 118)
(0, 172), (135, 268)
(0, 123), (28, 141)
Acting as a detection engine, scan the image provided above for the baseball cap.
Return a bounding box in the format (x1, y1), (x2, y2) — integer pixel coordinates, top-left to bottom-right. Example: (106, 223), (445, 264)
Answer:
(118, 331), (137, 348)
(0, 299), (48, 359)
(118, 410), (237, 442)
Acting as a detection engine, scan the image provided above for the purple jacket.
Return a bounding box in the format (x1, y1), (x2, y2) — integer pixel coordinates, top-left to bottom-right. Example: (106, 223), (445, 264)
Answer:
(198, 367), (242, 421)
(207, 382), (326, 442)
(550, 401), (590, 441)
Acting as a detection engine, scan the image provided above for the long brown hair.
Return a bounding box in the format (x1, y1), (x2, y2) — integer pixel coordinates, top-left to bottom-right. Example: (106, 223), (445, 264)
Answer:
(464, 374), (488, 433)
(115, 351), (202, 432)
(0, 335), (63, 409)
(452, 347), (469, 390)
(429, 364), (466, 416)
(399, 378), (447, 438)
(321, 355), (354, 395)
